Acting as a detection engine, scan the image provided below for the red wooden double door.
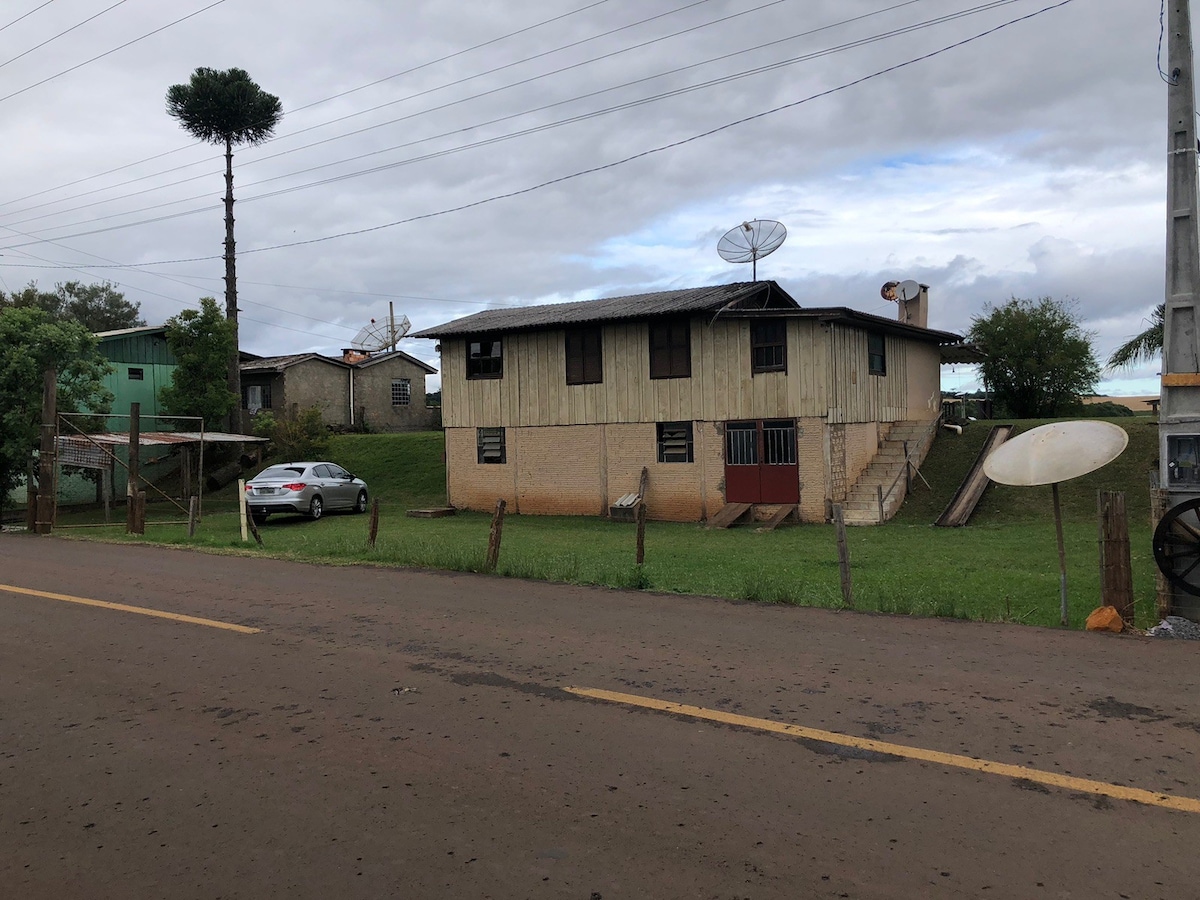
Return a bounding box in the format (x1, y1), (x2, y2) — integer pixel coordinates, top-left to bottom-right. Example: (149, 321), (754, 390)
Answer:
(724, 420), (799, 504)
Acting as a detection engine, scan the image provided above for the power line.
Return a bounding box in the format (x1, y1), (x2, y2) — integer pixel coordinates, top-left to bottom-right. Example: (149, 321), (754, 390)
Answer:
(0, 0), (628, 208)
(1, 0), (1075, 271)
(0, 0), (858, 229)
(0, 0), (1023, 243)
(0, 0), (58, 35)
(0, 0), (130, 71)
(0, 0), (740, 218)
(0, 0), (229, 105)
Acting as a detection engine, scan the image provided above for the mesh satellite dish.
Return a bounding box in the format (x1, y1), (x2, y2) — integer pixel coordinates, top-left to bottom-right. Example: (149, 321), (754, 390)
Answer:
(352, 309), (411, 353)
(982, 421), (1128, 625)
(717, 219), (787, 281)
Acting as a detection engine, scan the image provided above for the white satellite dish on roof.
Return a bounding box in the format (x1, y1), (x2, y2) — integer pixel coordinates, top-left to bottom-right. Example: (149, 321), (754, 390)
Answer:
(880, 279), (921, 303)
(352, 306), (410, 353)
(717, 219), (787, 281)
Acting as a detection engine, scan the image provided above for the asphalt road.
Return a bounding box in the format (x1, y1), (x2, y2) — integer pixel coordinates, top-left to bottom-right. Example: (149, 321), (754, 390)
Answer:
(2, 534), (1198, 900)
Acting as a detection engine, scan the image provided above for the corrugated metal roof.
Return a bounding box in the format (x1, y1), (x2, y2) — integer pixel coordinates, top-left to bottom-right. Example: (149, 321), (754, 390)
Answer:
(240, 353), (348, 373)
(412, 281), (796, 337)
(353, 348), (437, 374)
(95, 324), (168, 339)
(724, 307), (963, 344)
(59, 431), (267, 447)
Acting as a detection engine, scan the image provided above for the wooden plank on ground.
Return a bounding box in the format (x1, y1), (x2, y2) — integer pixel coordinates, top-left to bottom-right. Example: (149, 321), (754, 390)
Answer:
(706, 502), (753, 530)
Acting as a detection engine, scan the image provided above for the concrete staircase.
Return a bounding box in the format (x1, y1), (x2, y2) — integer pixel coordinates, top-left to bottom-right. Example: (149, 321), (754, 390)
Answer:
(839, 420), (936, 525)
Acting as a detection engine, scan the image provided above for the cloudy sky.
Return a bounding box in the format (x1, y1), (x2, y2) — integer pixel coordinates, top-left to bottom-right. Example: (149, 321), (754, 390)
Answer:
(0, 0), (1176, 394)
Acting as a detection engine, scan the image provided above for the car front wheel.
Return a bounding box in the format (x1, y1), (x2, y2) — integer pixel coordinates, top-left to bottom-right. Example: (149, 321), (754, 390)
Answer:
(355, 490), (368, 514)
(308, 496), (323, 520)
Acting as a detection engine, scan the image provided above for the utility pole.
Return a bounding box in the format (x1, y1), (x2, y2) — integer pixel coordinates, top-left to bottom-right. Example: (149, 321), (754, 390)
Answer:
(1159, 0), (1200, 617)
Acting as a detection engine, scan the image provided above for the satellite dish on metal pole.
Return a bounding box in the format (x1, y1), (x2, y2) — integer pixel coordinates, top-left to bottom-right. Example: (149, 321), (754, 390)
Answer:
(983, 421), (1129, 625)
(881, 279), (922, 323)
(352, 303), (411, 353)
(717, 219), (787, 281)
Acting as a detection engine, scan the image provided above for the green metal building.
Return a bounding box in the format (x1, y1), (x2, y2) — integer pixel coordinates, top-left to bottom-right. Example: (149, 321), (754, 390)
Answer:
(95, 325), (176, 421)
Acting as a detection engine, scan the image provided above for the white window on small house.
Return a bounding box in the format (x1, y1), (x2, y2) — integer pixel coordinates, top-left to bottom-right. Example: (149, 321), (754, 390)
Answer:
(477, 427), (506, 464)
(391, 378), (411, 406)
(243, 384), (271, 413)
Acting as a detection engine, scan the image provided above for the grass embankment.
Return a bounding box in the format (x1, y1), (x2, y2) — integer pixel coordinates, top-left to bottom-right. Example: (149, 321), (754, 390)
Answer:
(52, 419), (1162, 629)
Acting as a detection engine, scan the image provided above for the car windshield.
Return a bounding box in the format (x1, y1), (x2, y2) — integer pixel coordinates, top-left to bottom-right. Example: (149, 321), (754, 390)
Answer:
(254, 466), (307, 480)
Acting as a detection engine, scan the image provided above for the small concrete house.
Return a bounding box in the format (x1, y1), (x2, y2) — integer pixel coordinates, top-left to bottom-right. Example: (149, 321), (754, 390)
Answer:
(413, 281), (963, 525)
(239, 349), (437, 433)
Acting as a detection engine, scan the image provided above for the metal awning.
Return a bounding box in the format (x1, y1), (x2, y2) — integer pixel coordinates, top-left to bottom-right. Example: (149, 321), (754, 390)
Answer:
(56, 432), (266, 469)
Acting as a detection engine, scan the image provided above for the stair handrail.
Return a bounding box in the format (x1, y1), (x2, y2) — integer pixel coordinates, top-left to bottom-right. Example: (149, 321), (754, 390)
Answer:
(877, 415), (943, 521)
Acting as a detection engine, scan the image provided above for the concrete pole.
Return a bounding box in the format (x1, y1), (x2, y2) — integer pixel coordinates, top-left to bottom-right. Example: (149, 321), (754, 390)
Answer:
(1158, 0), (1200, 616)
(1160, 0), (1200, 462)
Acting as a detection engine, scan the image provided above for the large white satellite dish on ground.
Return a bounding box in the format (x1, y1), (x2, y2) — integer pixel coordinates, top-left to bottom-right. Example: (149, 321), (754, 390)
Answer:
(983, 421), (1129, 486)
(983, 421), (1128, 626)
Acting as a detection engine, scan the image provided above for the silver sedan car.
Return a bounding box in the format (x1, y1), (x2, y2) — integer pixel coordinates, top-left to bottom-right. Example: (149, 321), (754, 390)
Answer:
(244, 461), (369, 522)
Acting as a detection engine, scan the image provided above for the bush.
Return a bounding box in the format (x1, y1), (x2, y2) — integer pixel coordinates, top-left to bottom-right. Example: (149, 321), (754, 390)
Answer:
(253, 406), (329, 460)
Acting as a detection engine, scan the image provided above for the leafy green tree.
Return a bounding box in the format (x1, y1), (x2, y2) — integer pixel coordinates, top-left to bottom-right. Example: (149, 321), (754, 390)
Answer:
(159, 297), (238, 428)
(1107, 303), (1163, 371)
(166, 67), (282, 428)
(0, 283), (62, 318)
(0, 280), (144, 331)
(0, 307), (112, 515)
(57, 281), (144, 332)
(252, 407), (328, 460)
(968, 297), (1100, 418)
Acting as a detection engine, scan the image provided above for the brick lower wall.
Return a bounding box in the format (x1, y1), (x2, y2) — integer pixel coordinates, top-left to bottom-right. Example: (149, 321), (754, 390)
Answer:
(844, 422), (881, 487)
(446, 418), (837, 523)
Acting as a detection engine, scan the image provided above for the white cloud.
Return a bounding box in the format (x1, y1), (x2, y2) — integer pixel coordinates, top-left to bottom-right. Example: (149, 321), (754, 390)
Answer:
(0, 0), (1176, 395)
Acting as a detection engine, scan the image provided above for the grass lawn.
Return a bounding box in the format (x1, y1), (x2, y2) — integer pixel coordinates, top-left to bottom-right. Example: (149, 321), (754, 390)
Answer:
(48, 419), (1164, 630)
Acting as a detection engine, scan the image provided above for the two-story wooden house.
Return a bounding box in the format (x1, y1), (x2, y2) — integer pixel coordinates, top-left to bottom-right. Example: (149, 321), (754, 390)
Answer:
(414, 281), (963, 525)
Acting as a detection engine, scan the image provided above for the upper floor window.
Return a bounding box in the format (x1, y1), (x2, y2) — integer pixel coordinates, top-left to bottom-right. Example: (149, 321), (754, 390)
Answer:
(750, 319), (787, 374)
(128, 367), (144, 381)
(565, 326), (603, 385)
(868, 332), (886, 376)
(649, 319), (691, 379)
(467, 336), (503, 379)
(391, 378), (411, 406)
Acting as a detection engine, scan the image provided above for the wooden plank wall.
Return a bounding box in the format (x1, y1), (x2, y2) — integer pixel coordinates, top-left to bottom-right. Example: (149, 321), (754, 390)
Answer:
(828, 326), (908, 425)
(441, 318), (915, 428)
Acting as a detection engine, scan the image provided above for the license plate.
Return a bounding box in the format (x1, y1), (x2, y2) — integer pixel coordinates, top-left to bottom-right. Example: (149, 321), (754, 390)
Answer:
(256, 487), (276, 495)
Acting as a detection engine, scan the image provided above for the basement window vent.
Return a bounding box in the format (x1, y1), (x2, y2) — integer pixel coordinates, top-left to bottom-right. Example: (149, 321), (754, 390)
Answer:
(657, 421), (694, 463)
(477, 427), (506, 464)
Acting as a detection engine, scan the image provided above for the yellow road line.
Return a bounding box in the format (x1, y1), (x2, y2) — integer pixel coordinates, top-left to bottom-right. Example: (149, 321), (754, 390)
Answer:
(567, 686), (1200, 815)
(0, 583), (261, 634)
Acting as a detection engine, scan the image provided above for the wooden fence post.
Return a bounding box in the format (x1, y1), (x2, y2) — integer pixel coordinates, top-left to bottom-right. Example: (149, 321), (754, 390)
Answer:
(246, 506), (263, 547)
(238, 478), (249, 543)
(636, 500), (647, 565)
(1150, 485), (1172, 621)
(35, 368), (56, 534)
(368, 498), (380, 549)
(486, 499), (507, 571)
(188, 496), (199, 537)
(26, 452), (37, 532)
(126, 402), (140, 534)
(1098, 491), (1133, 625)
(832, 503), (854, 609)
(134, 490), (146, 535)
